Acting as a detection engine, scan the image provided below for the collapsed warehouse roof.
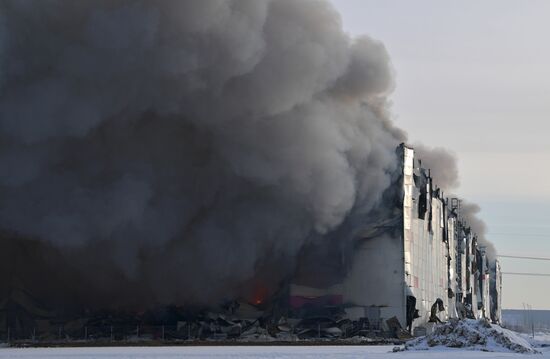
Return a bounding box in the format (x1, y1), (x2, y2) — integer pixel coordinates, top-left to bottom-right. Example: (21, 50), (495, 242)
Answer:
(0, 144), (501, 344)
(0, 141), (500, 345)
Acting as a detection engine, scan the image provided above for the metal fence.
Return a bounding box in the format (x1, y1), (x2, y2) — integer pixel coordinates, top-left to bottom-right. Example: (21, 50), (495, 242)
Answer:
(0, 325), (200, 344)
(0, 319), (392, 344)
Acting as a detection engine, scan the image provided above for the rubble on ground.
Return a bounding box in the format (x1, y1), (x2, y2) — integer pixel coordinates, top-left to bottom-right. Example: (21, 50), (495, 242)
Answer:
(1, 298), (408, 344)
(400, 318), (539, 354)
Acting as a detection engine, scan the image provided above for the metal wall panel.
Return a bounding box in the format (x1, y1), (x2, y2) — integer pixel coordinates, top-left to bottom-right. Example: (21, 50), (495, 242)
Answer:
(343, 145), (492, 330)
(403, 147), (451, 329)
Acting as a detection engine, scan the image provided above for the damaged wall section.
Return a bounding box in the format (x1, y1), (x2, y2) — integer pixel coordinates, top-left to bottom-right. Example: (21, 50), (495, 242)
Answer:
(326, 144), (502, 335)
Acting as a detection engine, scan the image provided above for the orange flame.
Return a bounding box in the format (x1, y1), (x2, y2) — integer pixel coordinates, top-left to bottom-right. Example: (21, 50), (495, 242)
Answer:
(251, 284), (269, 306)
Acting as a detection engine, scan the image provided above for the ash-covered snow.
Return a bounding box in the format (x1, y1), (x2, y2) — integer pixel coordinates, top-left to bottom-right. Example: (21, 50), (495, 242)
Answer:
(402, 319), (540, 354)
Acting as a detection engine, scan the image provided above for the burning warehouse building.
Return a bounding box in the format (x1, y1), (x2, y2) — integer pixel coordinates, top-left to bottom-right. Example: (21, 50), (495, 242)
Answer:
(0, 144), (502, 341)
(290, 145), (502, 335)
(0, 0), (503, 342)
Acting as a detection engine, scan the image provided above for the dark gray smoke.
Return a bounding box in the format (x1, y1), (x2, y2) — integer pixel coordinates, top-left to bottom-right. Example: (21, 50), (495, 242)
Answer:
(413, 145), (495, 259)
(413, 144), (460, 191)
(0, 0), (492, 308)
(0, 0), (402, 307)
(460, 201), (496, 260)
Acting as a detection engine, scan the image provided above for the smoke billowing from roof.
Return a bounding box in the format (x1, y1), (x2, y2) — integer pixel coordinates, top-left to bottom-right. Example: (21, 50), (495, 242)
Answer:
(0, 0), (491, 308)
(414, 144), (495, 259)
(413, 144), (460, 191)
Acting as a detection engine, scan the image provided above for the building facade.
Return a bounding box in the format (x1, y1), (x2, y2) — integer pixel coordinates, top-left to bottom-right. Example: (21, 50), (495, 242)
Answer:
(340, 144), (501, 333)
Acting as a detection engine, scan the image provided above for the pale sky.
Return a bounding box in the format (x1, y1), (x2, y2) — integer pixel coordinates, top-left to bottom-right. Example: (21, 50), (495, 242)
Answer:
(330, 0), (550, 309)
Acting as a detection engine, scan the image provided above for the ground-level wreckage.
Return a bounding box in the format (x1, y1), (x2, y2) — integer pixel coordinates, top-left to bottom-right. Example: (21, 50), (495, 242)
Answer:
(0, 144), (501, 344)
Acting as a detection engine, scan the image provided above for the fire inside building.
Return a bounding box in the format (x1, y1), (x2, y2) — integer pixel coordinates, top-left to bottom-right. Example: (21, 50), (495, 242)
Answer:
(0, 144), (501, 342)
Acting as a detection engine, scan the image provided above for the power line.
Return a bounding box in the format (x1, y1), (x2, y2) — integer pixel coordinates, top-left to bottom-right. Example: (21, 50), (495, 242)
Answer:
(502, 272), (550, 277)
(498, 255), (550, 261)
(489, 232), (550, 237)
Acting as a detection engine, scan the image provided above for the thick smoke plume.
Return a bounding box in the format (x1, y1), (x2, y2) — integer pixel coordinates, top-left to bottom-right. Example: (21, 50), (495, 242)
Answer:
(0, 0), (491, 309)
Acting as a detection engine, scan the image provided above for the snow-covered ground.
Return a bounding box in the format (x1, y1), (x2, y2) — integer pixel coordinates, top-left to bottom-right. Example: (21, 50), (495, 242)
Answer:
(521, 332), (550, 348)
(0, 345), (548, 359)
(1, 324), (549, 359)
(403, 319), (539, 354)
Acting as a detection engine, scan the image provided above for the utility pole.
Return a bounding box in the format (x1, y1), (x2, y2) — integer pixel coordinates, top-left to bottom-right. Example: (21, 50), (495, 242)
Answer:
(529, 304), (534, 339)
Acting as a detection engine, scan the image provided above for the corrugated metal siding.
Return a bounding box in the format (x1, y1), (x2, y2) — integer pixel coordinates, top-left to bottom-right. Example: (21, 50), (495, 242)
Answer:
(343, 144), (495, 329)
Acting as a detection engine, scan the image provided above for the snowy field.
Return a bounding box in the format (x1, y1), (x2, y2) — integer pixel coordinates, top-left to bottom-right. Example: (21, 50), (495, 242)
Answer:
(1, 327), (548, 359)
(0, 345), (548, 359)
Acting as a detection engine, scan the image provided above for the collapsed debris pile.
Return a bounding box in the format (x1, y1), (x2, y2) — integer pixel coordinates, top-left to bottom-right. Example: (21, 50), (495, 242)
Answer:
(0, 296), (408, 344)
(401, 319), (539, 354)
